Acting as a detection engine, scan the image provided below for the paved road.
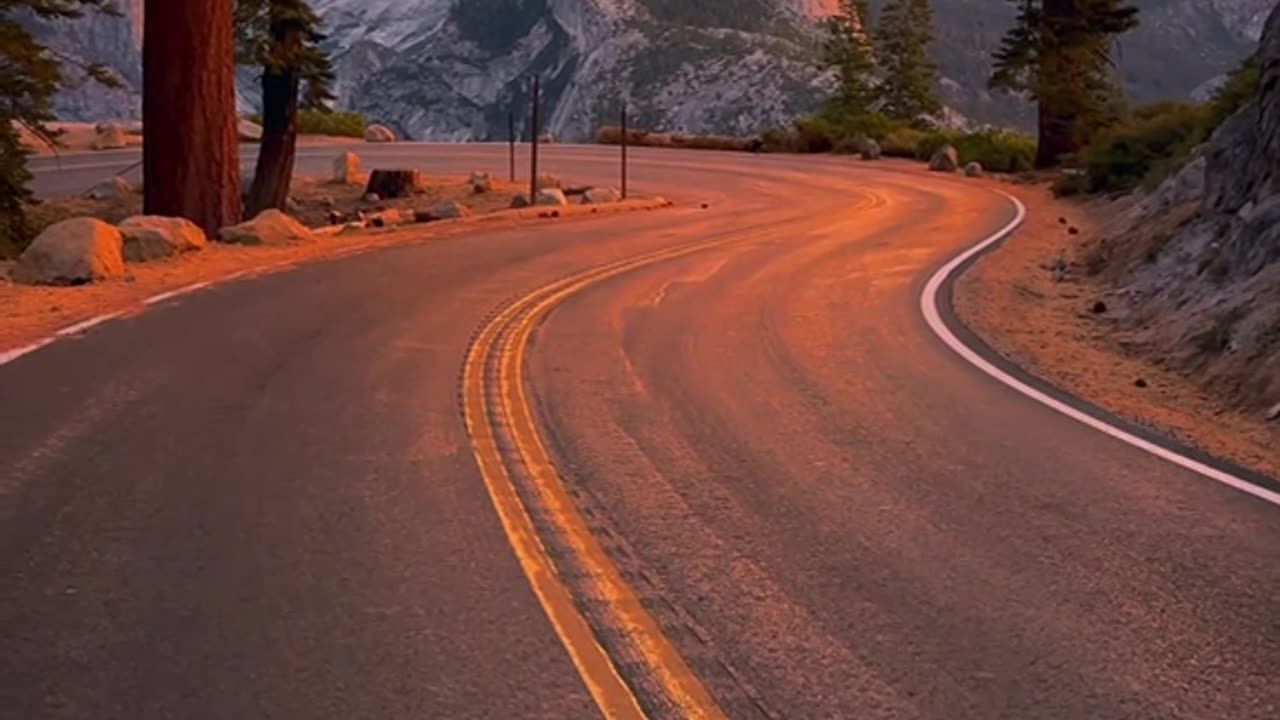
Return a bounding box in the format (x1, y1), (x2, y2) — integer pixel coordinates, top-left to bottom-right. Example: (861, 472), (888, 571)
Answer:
(5, 146), (1279, 719)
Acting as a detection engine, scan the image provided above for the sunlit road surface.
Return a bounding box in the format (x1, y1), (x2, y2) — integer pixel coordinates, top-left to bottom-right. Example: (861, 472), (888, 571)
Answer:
(4, 145), (1278, 719)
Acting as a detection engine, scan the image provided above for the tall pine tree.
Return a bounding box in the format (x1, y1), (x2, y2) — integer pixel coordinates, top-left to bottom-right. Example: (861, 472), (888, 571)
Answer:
(875, 0), (941, 124)
(144, 0), (242, 234)
(0, 0), (119, 255)
(990, 0), (1139, 168)
(236, 0), (334, 217)
(823, 0), (877, 116)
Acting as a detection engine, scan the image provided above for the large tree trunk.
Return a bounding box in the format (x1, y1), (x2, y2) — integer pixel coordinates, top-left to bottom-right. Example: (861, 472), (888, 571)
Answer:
(143, 0), (241, 235)
(246, 24), (303, 219)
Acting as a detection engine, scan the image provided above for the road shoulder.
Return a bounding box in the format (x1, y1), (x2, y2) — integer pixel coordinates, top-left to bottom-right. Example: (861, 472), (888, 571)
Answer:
(952, 182), (1280, 481)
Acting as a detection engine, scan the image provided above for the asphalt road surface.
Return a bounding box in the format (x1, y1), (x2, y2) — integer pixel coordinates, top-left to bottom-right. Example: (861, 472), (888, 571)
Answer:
(4, 145), (1278, 719)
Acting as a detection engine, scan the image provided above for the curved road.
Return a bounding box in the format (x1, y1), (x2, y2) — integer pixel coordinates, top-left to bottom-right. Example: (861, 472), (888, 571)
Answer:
(4, 146), (1278, 719)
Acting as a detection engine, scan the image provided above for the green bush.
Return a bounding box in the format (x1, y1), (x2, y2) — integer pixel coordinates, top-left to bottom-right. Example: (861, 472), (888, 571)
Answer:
(791, 116), (836, 153)
(245, 109), (367, 138)
(879, 126), (927, 158)
(1076, 101), (1209, 194)
(913, 129), (1036, 173)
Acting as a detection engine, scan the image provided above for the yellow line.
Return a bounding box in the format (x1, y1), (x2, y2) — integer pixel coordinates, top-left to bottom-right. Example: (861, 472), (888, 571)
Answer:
(462, 243), (735, 720)
(461, 189), (884, 718)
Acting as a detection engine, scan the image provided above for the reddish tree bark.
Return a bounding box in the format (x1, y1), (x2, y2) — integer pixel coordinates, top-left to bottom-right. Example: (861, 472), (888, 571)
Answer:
(143, 0), (241, 235)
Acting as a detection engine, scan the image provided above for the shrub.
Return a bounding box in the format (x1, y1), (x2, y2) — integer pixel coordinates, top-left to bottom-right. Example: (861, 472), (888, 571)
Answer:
(1077, 101), (1209, 194)
(245, 109), (367, 138)
(791, 116), (836, 153)
(880, 126), (927, 158)
(913, 129), (1036, 173)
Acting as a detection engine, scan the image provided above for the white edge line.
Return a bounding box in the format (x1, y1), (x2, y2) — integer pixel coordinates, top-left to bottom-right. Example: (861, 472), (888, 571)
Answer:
(0, 338), (55, 366)
(921, 189), (1280, 509)
(55, 312), (122, 336)
(143, 281), (212, 306)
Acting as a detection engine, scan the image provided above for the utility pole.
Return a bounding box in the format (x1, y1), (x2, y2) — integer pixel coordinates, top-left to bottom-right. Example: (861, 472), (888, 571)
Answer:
(620, 102), (628, 199)
(529, 76), (540, 204)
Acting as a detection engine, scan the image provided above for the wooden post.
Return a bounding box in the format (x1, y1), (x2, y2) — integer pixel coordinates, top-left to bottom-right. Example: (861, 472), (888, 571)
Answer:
(508, 111), (516, 183)
(621, 102), (628, 199)
(530, 76), (540, 203)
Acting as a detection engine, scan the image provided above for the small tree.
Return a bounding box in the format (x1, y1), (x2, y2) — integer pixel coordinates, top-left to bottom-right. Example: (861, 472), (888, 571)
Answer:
(0, 0), (119, 255)
(236, 0), (334, 218)
(990, 0), (1139, 168)
(823, 0), (878, 116)
(875, 0), (942, 124)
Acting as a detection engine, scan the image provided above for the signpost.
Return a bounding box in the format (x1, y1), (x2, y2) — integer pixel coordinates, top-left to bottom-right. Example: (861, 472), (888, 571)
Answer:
(620, 103), (628, 199)
(508, 111), (516, 183)
(529, 76), (540, 204)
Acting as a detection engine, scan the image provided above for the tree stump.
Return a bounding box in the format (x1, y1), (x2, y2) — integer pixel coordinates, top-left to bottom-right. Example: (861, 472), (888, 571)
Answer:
(365, 169), (421, 199)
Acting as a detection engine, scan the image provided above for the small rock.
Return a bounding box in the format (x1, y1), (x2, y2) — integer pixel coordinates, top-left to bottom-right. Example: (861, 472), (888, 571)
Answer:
(430, 200), (471, 219)
(859, 138), (882, 161)
(1068, 226), (1080, 235)
(326, 210), (345, 225)
(929, 145), (960, 172)
(1134, 378), (1148, 389)
(90, 122), (127, 150)
(510, 194), (531, 209)
(13, 218), (126, 285)
(333, 152), (362, 184)
(370, 208), (403, 227)
(536, 172), (562, 191)
(1266, 403), (1280, 421)
(536, 188), (569, 207)
(363, 192), (381, 203)
(118, 216), (207, 262)
(469, 171), (493, 194)
(1058, 217), (1068, 225)
(237, 119), (263, 141)
(286, 197), (301, 213)
(318, 195), (335, 208)
(218, 209), (315, 246)
(413, 209), (438, 223)
(364, 124), (396, 143)
(84, 176), (132, 201)
(1090, 300), (1108, 314)
(537, 133), (556, 144)
(964, 161), (984, 178)
(581, 187), (622, 205)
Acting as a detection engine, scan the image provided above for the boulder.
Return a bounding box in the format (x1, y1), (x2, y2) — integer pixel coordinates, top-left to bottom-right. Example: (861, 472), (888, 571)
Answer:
(581, 187), (622, 205)
(364, 124), (396, 143)
(469, 171), (493, 193)
(118, 216), (208, 262)
(13, 218), (125, 285)
(237, 119), (263, 142)
(369, 209), (404, 228)
(90, 123), (127, 151)
(929, 145), (960, 172)
(510, 193), (531, 209)
(536, 172), (562, 191)
(536, 188), (569, 206)
(859, 138), (882, 161)
(430, 200), (471, 219)
(333, 152), (362, 184)
(365, 169), (421, 199)
(964, 161), (984, 177)
(218, 209), (315, 246)
(84, 176), (133, 201)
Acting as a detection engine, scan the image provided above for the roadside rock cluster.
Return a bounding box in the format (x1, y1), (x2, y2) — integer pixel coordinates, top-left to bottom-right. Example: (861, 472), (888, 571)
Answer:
(1089, 4), (1280, 413)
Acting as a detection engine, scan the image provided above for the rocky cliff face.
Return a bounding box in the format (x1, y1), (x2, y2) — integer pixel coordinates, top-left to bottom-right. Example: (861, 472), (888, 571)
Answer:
(1093, 3), (1280, 411)
(31, 0), (1276, 141)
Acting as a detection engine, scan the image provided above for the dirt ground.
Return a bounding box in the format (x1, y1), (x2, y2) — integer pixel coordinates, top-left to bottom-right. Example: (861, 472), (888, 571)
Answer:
(954, 181), (1280, 480)
(0, 195), (670, 353)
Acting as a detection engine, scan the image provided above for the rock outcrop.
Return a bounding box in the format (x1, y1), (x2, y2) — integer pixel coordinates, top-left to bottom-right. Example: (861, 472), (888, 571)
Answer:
(13, 218), (125, 285)
(118, 216), (208, 262)
(1098, 4), (1280, 411)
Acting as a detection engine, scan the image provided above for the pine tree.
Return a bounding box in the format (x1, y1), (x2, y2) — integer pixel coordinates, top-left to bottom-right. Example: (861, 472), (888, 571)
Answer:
(990, 0), (1139, 168)
(0, 0), (119, 255)
(823, 0), (878, 116)
(235, 0), (334, 218)
(875, 0), (942, 124)
(144, 0), (241, 234)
